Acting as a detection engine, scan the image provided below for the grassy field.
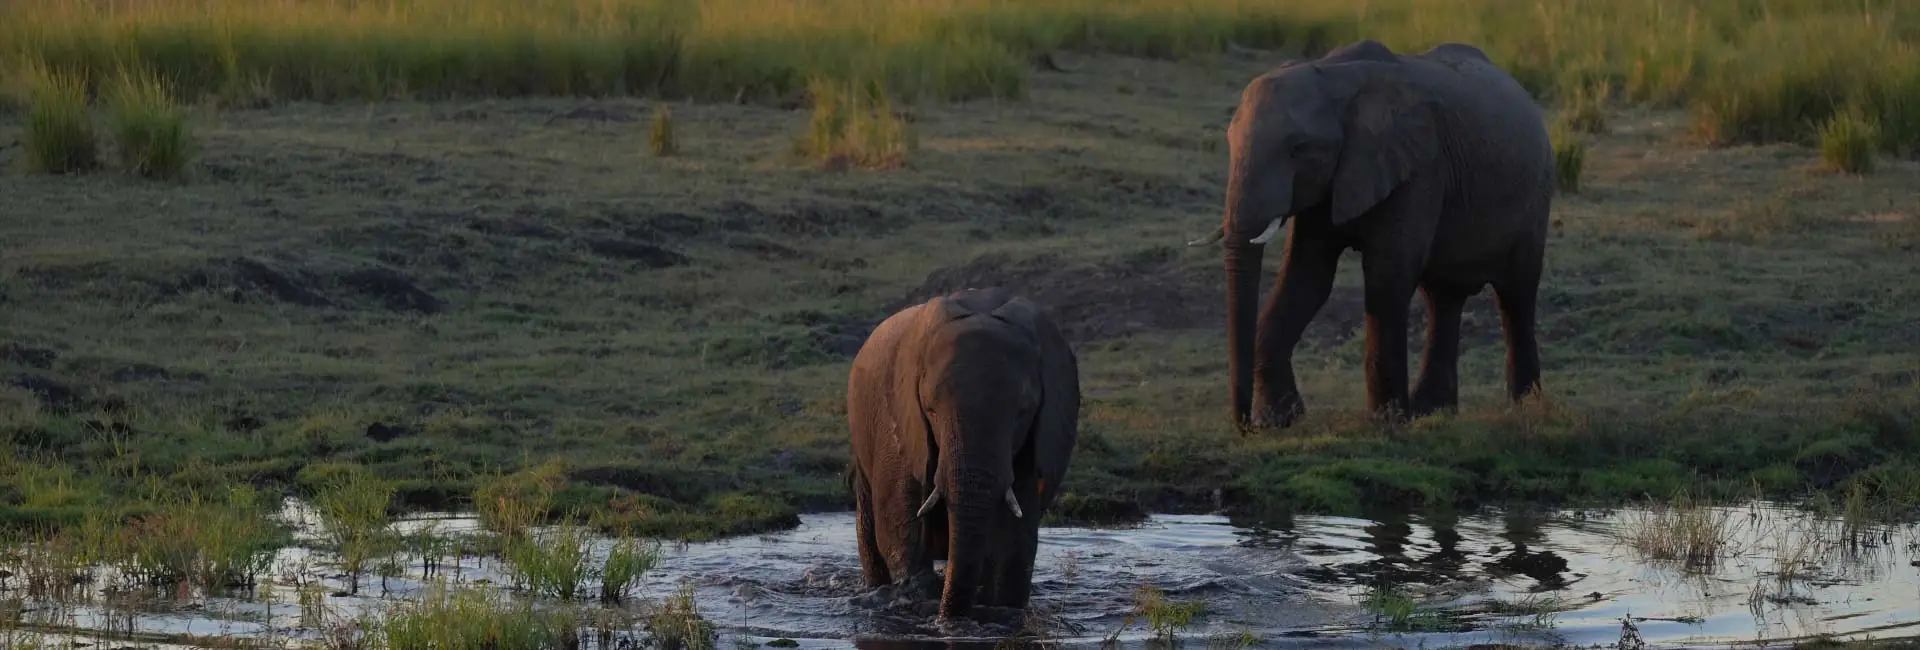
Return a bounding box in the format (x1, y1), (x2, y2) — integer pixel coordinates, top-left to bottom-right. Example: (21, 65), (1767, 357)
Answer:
(1, 0), (1918, 542)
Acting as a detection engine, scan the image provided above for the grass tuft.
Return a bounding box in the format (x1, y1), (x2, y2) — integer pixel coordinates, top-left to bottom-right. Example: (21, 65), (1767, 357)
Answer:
(650, 105), (678, 157)
(797, 77), (915, 170)
(105, 68), (195, 179)
(1550, 118), (1585, 195)
(1819, 110), (1879, 175)
(312, 465), (398, 595)
(1620, 490), (1736, 572)
(382, 579), (579, 650)
(649, 581), (717, 650)
(501, 521), (594, 600)
(599, 536), (662, 604)
(21, 66), (98, 175)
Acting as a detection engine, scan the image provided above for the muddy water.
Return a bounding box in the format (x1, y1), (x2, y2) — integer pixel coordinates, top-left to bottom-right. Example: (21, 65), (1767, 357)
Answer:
(2, 502), (1916, 649)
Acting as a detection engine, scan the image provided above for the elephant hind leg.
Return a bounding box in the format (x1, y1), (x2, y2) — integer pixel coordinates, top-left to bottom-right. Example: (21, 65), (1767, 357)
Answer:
(1493, 246), (1545, 402)
(1412, 282), (1474, 416)
(851, 469), (891, 589)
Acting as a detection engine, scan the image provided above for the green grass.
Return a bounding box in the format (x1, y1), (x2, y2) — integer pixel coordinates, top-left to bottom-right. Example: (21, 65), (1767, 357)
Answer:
(381, 580), (582, 650)
(19, 65), (98, 174)
(104, 67), (196, 179)
(312, 465), (399, 594)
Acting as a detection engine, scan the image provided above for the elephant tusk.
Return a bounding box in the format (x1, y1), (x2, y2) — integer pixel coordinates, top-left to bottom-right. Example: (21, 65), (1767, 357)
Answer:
(1004, 488), (1024, 518)
(915, 488), (943, 518)
(1247, 219), (1284, 245)
(1186, 227), (1226, 247)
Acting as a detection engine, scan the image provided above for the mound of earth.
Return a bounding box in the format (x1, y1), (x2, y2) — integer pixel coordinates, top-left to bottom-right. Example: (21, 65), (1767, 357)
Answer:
(831, 250), (1512, 355)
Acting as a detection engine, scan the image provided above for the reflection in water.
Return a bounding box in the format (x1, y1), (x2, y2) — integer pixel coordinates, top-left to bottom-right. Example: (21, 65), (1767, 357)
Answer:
(0, 502), (1915, 649)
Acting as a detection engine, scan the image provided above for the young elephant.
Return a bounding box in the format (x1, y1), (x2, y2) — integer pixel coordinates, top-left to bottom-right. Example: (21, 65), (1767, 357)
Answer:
(845, 287), (1080, 622)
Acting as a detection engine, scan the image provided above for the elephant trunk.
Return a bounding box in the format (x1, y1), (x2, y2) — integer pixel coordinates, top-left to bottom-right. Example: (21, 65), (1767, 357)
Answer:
(938, 466), (1000, 620)
(1224, 243), (1264, 426)
(1222, 163), (1287, 426)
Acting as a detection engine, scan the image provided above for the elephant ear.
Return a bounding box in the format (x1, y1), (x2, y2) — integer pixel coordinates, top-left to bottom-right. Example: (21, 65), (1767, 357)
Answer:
(1328, 67), (1440, 226)
(1000, 299), (1080, 514)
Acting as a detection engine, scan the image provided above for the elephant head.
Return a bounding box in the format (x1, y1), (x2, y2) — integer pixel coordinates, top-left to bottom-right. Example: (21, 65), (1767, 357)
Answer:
(906, 290), (1079, 620)
(1188, 42), (1441, 426)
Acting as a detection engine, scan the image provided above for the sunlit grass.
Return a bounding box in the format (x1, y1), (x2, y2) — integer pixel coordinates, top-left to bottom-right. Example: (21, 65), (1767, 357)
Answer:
(1, 0), (1916, 151)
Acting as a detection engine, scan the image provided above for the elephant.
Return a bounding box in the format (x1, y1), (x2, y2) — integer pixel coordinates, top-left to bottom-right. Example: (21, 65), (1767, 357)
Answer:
(1187, 39), (1553, 429)
(845, 287), (1080, 622)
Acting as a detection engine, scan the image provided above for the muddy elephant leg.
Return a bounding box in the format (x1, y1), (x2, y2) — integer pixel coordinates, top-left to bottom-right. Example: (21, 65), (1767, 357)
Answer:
(852, 470), (891, 588)
(1494, 247), (1544, 402)
(1360, 254), (1418, 421)
(1251, 225), (1344, 429)
(1411, 283), (1472, 416)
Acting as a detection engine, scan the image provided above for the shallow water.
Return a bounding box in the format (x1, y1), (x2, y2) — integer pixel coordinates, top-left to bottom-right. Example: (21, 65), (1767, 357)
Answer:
(2, 501), (1915, 649)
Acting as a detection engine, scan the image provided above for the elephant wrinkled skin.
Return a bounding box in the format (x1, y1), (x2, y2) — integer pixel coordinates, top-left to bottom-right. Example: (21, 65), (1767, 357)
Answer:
(1189, 39), (1554, 429)
(845, 288), (1081, 622)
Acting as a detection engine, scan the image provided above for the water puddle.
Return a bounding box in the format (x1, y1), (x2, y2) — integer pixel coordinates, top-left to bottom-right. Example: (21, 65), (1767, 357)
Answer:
(2, 501), (1915, 649)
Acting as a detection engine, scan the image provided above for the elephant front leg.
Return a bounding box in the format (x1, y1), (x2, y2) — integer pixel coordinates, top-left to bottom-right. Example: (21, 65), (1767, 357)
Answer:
(851, 470), (892, 588)
(1411, 284), (1471, 416)
(988, 520), (1041, 611)
(1360, 257), (1418, 422)
(1251, 230), (1343, 429)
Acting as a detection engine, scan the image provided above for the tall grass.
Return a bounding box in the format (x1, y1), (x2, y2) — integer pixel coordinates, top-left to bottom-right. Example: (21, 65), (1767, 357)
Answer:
(4, 1), (1916, 150)
(312, 467), (398, 595)
(104, 68), (195, 179)
(382, 579), (580, 650)
(19, 65), (98, 174)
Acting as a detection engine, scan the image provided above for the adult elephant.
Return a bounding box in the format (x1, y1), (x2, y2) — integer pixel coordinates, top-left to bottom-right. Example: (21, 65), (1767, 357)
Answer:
(1188, 39), (1553, 429)
(845, 287), (1080, 622)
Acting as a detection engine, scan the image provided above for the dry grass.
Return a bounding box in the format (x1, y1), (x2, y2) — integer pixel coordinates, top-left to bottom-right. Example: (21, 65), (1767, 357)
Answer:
(1, 0), (1917, 153)
(649, 106), (678, 157)
(1820, 110), (1881, 175)
(1620, 491), (1739, 571)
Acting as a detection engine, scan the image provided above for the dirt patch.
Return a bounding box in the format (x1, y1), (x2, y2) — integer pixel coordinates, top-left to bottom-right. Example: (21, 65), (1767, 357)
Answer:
(544, 105), (640, 124)
(0, 343), (57, 369)
(6, 374), (83, 413)
(166, 257), (444, 314)
(842, 251), (1515, 353)
(889, 250), (1222, 344)
(584, 238), (691, 268)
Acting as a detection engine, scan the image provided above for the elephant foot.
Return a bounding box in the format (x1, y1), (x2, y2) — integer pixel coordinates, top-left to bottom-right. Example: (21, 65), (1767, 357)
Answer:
(1246, 393), (1306, 431)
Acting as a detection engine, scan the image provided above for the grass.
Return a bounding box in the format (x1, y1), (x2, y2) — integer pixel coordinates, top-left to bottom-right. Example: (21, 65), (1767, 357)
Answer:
(1550, 117), (1586, 194)
(1619, 490), (1738, 572)
(381, 580), (581, 650)
(501, 522), (594, 600)
(599, 536), (662, 604)
(649, 581), (717, 650)
(2, 1), (1918, 153)
(19, 66), (98, 174)
(796, 77), (916, 169)
(1, 5), (1919, 542)
(1821, 110), (1881, 175)
(104, 68), (196, 180)
(312, 465), (398, 594)
(650, 106), (678, 157)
